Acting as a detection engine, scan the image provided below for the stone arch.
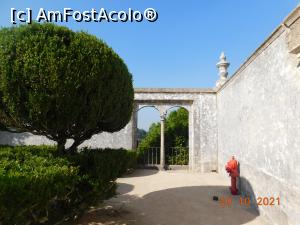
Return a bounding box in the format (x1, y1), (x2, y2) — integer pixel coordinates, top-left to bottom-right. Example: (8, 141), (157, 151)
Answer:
(136, 105), (160, 113)
(134, 105), (161, 148)
(132, 101), (194, 170)
(131, 88), (217, 172)
(166, 105), (190, 114)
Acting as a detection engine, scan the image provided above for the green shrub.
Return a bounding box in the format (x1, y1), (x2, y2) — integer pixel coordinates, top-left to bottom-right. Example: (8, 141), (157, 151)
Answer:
(167, 147), (188, 165)
(125, 150), (137, 171)
(0, 145), (59, 159)
(0, 146), (79, 224)
(0, 145), (137, 225)
(66, 148), (136, 200)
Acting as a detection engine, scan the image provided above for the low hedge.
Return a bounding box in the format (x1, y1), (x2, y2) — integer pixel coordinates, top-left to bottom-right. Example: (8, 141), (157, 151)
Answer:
(0, 145), (137, 225)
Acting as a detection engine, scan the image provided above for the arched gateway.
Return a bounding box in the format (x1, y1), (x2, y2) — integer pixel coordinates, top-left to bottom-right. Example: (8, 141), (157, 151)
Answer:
(131, 88), (218, 172)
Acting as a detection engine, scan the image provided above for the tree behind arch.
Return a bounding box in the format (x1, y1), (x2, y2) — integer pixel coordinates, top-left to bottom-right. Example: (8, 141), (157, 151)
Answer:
(137, 108), (188, 153)
(0, 23), (134, 153)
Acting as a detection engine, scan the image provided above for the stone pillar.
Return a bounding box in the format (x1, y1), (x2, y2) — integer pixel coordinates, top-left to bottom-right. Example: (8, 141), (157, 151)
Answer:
(160, 113), (166, 170)
(216, 52), (230, 88)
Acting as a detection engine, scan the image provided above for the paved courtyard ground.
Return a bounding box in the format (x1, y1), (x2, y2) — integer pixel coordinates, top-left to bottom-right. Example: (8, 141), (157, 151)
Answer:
(77, 169), (271, 225)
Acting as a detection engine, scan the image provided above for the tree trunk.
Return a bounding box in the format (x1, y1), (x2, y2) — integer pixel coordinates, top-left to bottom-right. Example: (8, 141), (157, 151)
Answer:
(57, 139), (67, 155)
(67, 133), (94, 154)
(67, 139), (82, 154)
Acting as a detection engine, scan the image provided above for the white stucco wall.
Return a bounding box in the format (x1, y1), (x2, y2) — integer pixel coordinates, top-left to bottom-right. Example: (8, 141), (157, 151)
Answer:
(217, 25), (300, 225)
(0, 121), (133, 150)
(192, 94), (218, 172)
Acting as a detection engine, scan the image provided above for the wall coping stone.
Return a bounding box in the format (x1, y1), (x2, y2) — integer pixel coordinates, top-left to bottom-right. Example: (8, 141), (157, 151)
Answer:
(134, 88), (215, 94)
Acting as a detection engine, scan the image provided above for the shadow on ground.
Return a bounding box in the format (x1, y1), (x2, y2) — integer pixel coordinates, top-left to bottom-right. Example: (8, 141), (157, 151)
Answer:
(117, 183), (134, 195)
(77, 185), (261, 225)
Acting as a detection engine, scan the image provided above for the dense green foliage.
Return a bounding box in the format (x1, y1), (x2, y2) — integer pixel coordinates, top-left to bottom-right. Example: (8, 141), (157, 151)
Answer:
(0, 23), (134, 153)
(137, 108), (189, 165)
(0, 145), (136, 225)
(137, 128), (147, 143)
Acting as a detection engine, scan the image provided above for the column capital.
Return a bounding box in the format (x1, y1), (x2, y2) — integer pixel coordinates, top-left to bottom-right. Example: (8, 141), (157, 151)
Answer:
(160, 112), (167, 121)
(158, 107), (167, 121)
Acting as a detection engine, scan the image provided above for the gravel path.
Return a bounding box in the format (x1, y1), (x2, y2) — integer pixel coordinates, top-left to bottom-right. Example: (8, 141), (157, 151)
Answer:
(77, 169), (271, 225)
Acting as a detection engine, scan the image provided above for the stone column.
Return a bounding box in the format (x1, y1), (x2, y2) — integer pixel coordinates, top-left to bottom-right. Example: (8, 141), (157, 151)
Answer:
(160, 113), (166, 170)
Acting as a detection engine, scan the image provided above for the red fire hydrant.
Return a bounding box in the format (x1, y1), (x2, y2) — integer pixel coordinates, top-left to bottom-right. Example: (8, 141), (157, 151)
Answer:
(225, 156), (239, 195)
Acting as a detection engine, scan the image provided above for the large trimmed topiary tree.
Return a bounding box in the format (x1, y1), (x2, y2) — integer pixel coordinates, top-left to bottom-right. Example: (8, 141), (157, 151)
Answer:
(0, 23), (134, 153)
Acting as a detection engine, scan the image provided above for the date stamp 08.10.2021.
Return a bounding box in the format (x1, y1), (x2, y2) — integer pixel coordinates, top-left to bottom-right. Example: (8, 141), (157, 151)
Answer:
(219, 196), (280, 208)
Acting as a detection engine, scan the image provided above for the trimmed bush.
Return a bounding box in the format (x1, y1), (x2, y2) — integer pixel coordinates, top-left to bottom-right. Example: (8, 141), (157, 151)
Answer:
(0, 146), (137, 225)
(66, 148), (137, 200)
(0, 23), (134, 153)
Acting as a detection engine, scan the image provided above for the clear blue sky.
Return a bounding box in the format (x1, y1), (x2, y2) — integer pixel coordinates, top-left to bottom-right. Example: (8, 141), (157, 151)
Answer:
(0, 1), (299, 130)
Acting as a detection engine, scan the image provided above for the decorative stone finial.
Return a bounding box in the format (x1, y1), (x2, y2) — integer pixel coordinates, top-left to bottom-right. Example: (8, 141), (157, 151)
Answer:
(216, 52), (230, 88)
